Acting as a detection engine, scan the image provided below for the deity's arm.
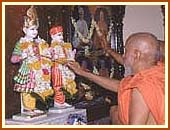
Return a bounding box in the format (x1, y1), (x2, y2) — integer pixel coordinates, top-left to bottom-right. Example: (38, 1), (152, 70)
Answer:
(63, 43), (76, 61)
(38, 42), (52, 59)
(11, 41), (22, 63)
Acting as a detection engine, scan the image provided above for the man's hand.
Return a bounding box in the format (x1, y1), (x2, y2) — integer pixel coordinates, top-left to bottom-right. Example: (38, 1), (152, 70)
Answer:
(67, 61), (120, 93)
(67, 61), (84, 75)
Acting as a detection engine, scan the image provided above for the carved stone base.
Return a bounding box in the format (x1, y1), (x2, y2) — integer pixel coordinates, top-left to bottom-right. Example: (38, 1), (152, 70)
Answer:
(12, 112), (47, 121)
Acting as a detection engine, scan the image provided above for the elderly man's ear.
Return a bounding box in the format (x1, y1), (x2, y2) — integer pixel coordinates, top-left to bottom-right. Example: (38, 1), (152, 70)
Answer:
(133, 49), (141, 62)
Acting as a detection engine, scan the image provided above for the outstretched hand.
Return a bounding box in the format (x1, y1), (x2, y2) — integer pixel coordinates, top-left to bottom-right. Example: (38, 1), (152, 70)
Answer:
(66, 61), (84, 76)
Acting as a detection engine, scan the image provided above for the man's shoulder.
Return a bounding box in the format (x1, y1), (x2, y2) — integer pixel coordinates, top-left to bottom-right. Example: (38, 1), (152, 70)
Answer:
(119, 76), (133, 90)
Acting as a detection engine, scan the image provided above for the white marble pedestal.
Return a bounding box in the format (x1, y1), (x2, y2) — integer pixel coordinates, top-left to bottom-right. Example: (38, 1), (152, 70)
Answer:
(5, 109), (86, 125)
(49, 106), (75, 113)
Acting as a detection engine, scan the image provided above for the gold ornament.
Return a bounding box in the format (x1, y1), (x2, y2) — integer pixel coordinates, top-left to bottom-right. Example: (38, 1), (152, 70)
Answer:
(24, 5), (39, 28)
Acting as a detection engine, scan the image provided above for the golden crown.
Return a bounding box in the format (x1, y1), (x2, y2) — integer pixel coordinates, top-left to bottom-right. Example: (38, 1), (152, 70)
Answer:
(24, 5), (39, 28)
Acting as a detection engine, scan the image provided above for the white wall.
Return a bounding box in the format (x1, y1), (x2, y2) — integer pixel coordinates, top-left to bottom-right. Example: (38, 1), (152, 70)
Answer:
(123, 5), (164, 43)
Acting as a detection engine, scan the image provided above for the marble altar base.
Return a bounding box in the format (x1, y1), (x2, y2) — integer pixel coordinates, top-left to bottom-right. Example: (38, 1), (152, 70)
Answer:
(49, 106), (75, 113)
(6, 109), (86, 125)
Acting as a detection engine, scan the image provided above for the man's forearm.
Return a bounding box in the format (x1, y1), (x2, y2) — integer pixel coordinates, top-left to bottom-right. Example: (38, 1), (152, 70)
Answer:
(107, 49), (124, 65)
(80, 71), (119, 92)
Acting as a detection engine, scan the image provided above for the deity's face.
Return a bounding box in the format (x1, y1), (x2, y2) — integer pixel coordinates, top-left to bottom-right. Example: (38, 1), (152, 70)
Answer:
(23, 25), (38, 39)
(78, 7), (84, 19)
(99, 11), (104, 21)
(51, 32), (64, 43)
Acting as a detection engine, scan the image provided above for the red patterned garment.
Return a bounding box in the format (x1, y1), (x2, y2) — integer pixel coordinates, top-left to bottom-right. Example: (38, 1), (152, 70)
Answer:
(52, 62), (65, 104)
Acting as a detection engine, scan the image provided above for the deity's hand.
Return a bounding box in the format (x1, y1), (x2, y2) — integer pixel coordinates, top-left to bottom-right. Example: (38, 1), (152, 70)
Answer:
(11, 55), (22, 63)
(35, 36), (45, 44)
(50, 48), (58, 61)
(99, 35), (107, 50)
(33, 44), (39, 55)
(69, 49), (77, 60)
(100, 35), (112, 54)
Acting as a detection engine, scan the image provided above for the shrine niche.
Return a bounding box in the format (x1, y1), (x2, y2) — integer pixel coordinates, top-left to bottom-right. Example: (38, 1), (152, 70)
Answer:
(69, 5), (125, 106)
(5, 5), (125, 123)
(70, 5), (125, 79)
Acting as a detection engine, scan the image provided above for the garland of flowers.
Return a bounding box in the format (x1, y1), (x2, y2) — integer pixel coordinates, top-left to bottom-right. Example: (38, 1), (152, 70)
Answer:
(94, 19), (113, 42)
(107, 20), (114, 42)
(71, 17), (95, 44)
(87, 18), (96, 40)
(71, 17), (113, 43)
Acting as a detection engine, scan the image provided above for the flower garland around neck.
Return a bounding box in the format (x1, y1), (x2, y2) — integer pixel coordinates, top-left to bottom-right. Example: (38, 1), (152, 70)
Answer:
(71, 17), (114, 44)
(107, 20), (114, 42)
(71, 17), (95, 44)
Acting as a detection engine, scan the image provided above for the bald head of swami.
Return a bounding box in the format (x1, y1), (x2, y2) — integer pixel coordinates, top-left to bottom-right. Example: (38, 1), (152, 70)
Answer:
(123, 32), (159, 75)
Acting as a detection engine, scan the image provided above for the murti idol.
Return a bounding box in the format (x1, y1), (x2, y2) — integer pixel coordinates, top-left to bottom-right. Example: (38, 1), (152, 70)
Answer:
(50, 25), (77, 109)
(11, 6), (54, 116)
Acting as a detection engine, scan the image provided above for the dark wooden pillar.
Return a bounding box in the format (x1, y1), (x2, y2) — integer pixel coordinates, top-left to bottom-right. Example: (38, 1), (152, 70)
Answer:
(111, 5), (125, 80)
